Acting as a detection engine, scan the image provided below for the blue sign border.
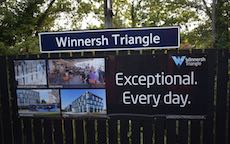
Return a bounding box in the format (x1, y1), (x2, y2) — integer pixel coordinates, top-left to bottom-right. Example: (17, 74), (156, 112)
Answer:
(39, 26), (180, 53)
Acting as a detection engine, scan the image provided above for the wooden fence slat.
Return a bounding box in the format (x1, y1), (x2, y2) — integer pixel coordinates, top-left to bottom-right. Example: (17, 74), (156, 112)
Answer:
(75, 119), (84, 144)
(203, 117), (213, 144)
(216, 49), (228, 144)
(0, 56), (13, 144)
(60, 53), (71, 58)
(85, 119), (95, 144)
(64, 119), (73, 144)
(191, 120), (201, 144)
(23, 119), (33, 144)
(97, 119), (107, 144)
(0, 63), (4, 144)
(33, 119), (43, 144)
(81, 51), (95, 57)
(53, 119), (63, 144)
(94, 51), (106, 57)
(104, 51), (117, 56)
(228, 50), (230, 144)
(0, 114), (2, 144)
(117, 50), (130, 56)
(129, 50), (141, 55)
(228, 51), (230, 144)
(12, 119), (23, 144)
(72, 52), (82, 57)
(142, 49), (153, 55)
(155, 117), (165, 144)
(131, 120), (140, 144)
(0, 126), (2, 144)
(178, 120), (188, 144)
(178, 49), (190, 54)
(166, 119), (176, 144)
(39, 53), (48, 59)
(7, 56), (23, 144)
(143, 119), (153, 144)
(203, 49), (216, 144)
(108, 118), (118, 144)
(166, 49), (182, 144)
(120, 119), (129, 144)
(190, 49), (203, 144)
(43, 119), (53, 144)
(0, 93), (4, 144)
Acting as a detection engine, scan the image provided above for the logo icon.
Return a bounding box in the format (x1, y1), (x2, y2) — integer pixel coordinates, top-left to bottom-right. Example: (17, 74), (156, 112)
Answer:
(172, 56), (186, 66)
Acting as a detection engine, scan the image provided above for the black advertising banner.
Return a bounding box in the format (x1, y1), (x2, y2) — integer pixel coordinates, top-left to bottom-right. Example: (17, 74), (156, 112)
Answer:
(106, 54), (209, 115)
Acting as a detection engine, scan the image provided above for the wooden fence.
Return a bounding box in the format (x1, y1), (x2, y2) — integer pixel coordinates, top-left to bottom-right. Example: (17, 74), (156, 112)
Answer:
(0, 49), (229, 144)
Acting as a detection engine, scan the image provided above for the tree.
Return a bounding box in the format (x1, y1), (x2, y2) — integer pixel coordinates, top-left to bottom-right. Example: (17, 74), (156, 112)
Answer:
(0, 0), (106, 55)
(0, 0), (229, 55)
(214, 0), (229, 48)
(73, 0), (220, 48)
(0, 0), (72, 55)
(175, 0), (229, 48)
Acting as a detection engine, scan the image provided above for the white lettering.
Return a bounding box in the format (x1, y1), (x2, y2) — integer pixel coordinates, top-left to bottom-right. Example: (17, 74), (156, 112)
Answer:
(163, 91), (190, 107)
(111, 33), (161, 46)
(115, 71), (196, 88)
(122, 91), (161, 107)
(123, 91), (131, 104)
(56, 37), (67, 47)
(115, 73), (123, 86)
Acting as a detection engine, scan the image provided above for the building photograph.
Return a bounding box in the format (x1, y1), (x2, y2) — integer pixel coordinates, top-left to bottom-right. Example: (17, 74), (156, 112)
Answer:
(17, 89), (40, 108)
(61, 89), (106, 116)
(14, 60), (47, 87)
(16, 89), (60, 116)
(47, 58), (105, 88)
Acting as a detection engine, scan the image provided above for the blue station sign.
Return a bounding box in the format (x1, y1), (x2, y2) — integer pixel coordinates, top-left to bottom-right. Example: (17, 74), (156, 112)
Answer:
(39, 26), (180, 53)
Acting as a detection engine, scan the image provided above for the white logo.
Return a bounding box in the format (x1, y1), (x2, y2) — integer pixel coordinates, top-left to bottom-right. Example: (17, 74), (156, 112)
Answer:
(172, 56), (206, 67)
(172, 56), (186, 66)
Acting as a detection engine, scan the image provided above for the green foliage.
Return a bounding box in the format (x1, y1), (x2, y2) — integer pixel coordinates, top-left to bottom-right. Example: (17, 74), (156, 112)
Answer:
(181, 23), (212, 49)
(0, 0), (72, 55)
(71, 0), (104, 29)
(71, 0), (228, 49)
(0, 0), (229, 55)
(214, 0), (229, 48)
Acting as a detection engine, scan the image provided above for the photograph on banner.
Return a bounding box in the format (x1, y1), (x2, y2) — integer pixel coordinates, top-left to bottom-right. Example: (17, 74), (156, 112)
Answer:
(106, 54), (209, 115)
(14, 60), (47, 88)
(48, 58), (105, 88)
(16, 89), (61, 117)
(60, 89), (106, 117)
